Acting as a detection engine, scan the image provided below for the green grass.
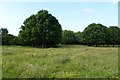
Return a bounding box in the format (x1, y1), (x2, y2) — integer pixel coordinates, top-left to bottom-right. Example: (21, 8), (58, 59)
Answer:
(2, 45), (118, 78)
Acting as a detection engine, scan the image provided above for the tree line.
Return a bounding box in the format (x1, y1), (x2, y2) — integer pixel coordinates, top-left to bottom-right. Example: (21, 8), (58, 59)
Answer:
(0, 10), (120, 47)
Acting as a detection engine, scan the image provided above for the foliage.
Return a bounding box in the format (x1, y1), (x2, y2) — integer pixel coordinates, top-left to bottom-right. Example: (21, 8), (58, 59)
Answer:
(10, 36), (21, 45)
(74, 31), (83, 44)
(1, 21), (120, 47)
(61, 30), (83, 44)
(19, 10), (62, 48)
(82, 23), (108, 46)
(107, 26), (120, 46)
(0, 28), (21, 45)
(2, 34), (15, 45)
(61, 30), (77, 44)
(0, 28), (8, 35)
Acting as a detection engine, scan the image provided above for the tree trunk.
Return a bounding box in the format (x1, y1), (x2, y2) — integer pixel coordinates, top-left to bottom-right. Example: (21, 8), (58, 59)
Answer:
(42, 43), (44, 48)
(96, 44), (97, 47)
(113, 44), (114, 47)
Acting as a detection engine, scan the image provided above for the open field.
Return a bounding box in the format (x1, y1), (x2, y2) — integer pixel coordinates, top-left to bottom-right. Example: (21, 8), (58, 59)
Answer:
(2, 45), (118, 78)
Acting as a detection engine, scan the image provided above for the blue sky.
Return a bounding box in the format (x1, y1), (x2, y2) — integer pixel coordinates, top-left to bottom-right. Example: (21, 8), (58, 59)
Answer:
(0, 2), (118, 36)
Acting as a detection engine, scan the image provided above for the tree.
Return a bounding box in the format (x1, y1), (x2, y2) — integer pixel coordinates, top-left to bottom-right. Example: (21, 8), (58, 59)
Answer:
(0, 28), (9, 45)
(82, 23), (107, 46)
(0, 28), (21, 45)
(0, 28), (8, 35)
(74, 31), (83, 44)
(19, 10), (62, 48)
(61, 30), (76, 44)
(2, 34), (15, 45)
(107, 26), (120, 47)
(9, 36), (21, 45)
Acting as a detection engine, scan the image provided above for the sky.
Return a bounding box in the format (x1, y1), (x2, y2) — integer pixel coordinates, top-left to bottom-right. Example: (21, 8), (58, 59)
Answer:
(0, 0), (118, 36)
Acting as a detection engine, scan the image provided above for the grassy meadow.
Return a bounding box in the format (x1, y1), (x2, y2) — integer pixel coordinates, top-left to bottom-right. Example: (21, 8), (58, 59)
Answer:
(2, 45), (118, 78)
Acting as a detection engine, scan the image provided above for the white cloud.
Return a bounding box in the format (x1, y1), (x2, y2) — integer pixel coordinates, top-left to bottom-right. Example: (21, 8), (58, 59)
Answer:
(83, 9), (94, 14)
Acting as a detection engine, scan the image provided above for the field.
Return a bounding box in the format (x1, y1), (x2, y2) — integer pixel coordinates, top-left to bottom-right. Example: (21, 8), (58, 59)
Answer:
(2, 45), (118, 78)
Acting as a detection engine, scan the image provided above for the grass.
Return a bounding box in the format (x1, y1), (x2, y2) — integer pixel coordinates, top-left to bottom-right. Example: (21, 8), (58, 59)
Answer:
(2, 45), (118, 78)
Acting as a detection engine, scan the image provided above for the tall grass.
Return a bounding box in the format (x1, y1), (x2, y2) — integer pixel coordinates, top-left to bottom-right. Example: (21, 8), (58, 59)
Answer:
(2, 45), (118, 78)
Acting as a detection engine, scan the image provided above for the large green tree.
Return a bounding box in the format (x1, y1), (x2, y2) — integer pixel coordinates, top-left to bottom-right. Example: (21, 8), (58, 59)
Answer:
(19, 10), (62, 47)
(82, 23), (107, 46)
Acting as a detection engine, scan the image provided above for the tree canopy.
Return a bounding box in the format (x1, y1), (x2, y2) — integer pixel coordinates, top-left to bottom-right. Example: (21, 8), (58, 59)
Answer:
(1, 10), (120, 47)
(0, 28), (20, 45)
(61, 30), (76, 44)
(19, 10), (62, 47)
(82, 23), (108, 46)
(107, 26), (120, 46)
(61, 30), (83, 44)
(0, 28), (8, 35)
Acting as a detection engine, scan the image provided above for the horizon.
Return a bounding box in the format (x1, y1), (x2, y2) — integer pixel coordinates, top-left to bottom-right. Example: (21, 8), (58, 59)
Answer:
(0, 2), (118, 36)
